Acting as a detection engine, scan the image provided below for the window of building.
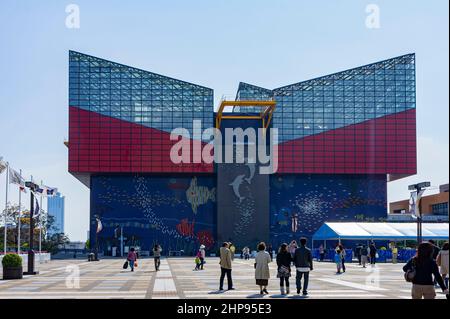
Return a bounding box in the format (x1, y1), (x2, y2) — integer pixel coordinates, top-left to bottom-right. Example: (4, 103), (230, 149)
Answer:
(431, 202), (449, 216)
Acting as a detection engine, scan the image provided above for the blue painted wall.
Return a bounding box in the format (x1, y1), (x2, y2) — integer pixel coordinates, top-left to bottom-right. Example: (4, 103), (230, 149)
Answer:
(270, 174), (387, 247)
(90, 174), (216, 255)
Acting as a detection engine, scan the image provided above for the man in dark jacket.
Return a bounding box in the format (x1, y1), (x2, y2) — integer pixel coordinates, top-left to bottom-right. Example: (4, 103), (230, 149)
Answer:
(294, 237), (313, 296)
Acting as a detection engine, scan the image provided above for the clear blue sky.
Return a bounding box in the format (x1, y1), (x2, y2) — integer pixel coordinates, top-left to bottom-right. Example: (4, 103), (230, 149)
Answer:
(0, 1), (448, 241)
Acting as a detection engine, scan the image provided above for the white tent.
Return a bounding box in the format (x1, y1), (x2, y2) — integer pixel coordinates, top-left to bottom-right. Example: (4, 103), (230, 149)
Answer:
(313, 222), (449, 241)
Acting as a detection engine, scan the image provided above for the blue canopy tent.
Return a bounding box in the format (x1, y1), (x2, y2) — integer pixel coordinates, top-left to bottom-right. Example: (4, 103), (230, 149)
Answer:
(313, 222), (449, 242)
(311, 222), (449, 262)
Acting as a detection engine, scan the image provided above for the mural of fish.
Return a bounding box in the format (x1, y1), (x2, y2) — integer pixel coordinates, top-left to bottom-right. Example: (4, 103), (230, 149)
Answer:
(186, 177), (216, 214)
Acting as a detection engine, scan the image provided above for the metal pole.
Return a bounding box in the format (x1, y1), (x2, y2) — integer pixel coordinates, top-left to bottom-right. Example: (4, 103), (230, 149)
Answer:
(25, 184), (36, 275)
(3, 162), (9, 255)
(39, 181), (43, 263)
(17, 169), (22, 254)
(120, 226), (123, 257)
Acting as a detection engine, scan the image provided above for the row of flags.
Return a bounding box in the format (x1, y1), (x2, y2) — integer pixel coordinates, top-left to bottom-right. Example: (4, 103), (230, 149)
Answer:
(1, 156), (58, 218)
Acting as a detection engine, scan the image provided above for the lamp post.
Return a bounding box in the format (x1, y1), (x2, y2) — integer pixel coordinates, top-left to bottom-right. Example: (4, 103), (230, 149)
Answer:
(408, 182), (431, 244)
(23, 180), (39, 275)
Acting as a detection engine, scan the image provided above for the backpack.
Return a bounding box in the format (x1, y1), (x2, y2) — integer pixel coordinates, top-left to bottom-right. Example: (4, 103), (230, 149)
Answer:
(404, 259), (416, 283)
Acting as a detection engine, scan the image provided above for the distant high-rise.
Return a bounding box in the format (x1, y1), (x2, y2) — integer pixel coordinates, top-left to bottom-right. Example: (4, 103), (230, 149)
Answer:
(47, 192), (65, 235)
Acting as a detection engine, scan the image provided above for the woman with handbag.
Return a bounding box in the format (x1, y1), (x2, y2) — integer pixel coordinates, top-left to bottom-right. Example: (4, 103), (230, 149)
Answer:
(255, 242), (271, 295)
(127, 247), (137, 272)
(276, 243), (293, 295)
(403, 242), (448, 299)
(437, 242), (449, 289)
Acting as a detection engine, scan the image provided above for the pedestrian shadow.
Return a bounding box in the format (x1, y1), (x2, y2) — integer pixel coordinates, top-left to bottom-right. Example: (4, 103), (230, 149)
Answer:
(208, 290), (226, 295)
(247, 293), (264, 298)
(269, 294), (286, 299)
(288, 295), (309, 299)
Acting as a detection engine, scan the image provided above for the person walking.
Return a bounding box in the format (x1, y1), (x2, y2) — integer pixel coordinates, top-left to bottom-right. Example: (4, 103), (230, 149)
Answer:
(334, 249), (342, 274)
(294, 237), (313, 296)
(392, 244), (398, 264)
(243, 246), (250, 260)
(153, 244), (161, 271)
(198, 244), (206, 270)
(219, 242), (234, 291)
(255, 242), (271, 295)
(267, 244), (273, 262)
(229, 242), (236, 261)
(437, 242), (449, 289)
(339, 244), (346, 273)
(276, 243), (293, 295)
(288, 240), (298, 262)
(319, 244), (325, 262)
(369, 242), (377, 265)
(360, 245), (368, 268)
(355, 244), (362, 265)
(403, 242), (448, 299)
(127, 247), (137, 272)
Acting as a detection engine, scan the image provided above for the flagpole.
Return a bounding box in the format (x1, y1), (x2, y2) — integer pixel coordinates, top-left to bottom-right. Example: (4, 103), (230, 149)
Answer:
(17, 169), (22, 254)
(3, 162), (9, 255)
(39, 180), (43, 263)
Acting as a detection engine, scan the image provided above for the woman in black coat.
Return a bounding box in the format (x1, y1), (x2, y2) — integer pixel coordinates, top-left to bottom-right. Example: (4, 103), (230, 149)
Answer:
(276, 243), (293, 295)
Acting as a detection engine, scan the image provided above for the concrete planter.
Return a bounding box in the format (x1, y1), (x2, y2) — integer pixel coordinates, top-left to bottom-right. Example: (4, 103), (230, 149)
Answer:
(3, 266), (23, 280)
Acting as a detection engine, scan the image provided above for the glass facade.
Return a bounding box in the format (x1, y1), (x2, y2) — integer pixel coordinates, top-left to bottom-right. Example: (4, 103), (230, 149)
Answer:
(272, 54), (415, 142)
(69, 51), (214, 173)
(47, 192), (65, 236)
(233, 54), (416, 175)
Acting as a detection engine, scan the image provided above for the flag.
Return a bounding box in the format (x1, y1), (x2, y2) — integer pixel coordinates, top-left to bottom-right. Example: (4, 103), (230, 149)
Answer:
(9, 167), (26, 193)
(0, 157), (7, 174)
(33, 197), (40, 218)
(36, 185), (58, 197)
(96, 218), (103, 233)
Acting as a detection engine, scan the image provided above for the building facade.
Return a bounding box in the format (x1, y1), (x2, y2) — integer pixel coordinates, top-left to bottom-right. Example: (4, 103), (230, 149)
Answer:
(68, 51), (416, 254)
(389, 183), (449, 222)
(47, 192), (65, 236)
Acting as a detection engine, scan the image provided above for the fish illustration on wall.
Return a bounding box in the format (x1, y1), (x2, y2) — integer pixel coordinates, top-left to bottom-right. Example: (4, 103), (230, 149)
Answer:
(186, 177), (216, 214)
(229, 174), (246, 202)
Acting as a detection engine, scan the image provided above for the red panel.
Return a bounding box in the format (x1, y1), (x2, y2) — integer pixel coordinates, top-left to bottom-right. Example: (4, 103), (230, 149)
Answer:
(277, 108), (416, 175)
(68, 106), (213, 174)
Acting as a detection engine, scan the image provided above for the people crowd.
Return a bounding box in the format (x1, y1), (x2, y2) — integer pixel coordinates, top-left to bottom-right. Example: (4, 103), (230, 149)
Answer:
(119, 239), (449, 299)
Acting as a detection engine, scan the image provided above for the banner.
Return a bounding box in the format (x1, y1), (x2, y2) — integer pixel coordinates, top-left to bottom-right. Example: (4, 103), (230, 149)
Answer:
(408, 191), (417, 217)
(33, 197), (40, 218)
(96, 217), (103, 233)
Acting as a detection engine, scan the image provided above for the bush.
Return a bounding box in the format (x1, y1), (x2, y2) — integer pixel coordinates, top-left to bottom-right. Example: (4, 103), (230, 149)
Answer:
(2, 253), (23, 268)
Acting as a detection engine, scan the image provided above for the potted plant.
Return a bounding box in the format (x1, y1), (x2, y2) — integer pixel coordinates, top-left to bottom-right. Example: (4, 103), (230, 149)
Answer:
(2, 253), (23, 280)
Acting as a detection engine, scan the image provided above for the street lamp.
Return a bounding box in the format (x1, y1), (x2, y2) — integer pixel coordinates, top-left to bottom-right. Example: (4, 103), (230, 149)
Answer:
(23, 181), (39, 275)
(408, 181), (431, 244)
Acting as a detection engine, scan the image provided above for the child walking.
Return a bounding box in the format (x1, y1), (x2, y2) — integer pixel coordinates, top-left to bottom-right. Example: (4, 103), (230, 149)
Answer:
(334, 249), (342, 274)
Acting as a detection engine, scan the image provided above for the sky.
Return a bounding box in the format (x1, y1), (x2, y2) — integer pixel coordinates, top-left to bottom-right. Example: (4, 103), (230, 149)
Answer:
(0, 0), (448, 241)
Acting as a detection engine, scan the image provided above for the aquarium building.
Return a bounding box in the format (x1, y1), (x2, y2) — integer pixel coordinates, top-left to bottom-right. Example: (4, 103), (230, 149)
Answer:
(67, 51), (416, 254)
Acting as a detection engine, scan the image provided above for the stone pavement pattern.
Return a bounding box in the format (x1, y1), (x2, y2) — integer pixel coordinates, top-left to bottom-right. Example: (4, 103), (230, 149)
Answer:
(0, 257), (447, 299)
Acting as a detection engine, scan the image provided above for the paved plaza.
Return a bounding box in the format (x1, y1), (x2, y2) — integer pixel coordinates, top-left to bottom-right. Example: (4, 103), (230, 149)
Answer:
(0, 257), (447, 299)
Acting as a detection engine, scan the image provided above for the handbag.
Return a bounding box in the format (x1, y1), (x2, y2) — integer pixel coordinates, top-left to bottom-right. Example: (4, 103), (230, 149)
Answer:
(134, 261), (138, 268)
(123, 261), (129, 269)
(404, 260), (416, 283)
(277, 265), (291, 278)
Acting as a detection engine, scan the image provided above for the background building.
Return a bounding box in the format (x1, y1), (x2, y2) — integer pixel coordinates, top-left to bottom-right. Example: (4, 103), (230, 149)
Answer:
(67, 51), (416, 254)
(47, 192), (65, 235)
(389, 183), (449, 222)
